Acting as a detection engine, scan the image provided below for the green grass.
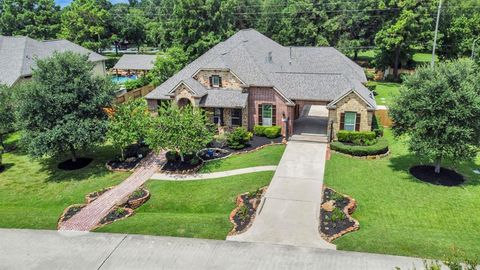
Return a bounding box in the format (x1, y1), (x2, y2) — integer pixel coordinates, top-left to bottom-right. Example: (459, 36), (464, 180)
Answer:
(324, 129), (480, 260)
(370, 81), (402, 106)
(355, 50), (438, 65)
(96, 171), (274, 239)
(0, 133), (129, 229)
(199, 144), (286, 173)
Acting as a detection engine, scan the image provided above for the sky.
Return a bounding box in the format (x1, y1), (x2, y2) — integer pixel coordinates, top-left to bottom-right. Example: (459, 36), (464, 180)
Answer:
(55, 0), (128, 7)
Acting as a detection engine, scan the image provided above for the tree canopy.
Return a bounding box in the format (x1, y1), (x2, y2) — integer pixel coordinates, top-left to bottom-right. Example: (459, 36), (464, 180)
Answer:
(14, 52), (115, 162)
(0, 85), (14, 149)
(389, 59), (480, 173)
(148, 46), (189, 87)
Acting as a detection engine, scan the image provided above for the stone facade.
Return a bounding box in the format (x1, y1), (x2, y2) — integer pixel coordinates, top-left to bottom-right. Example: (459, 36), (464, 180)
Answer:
(174, 84), (200, 106)
(193, 69), (243, 90)
(328, 92), (373, 139)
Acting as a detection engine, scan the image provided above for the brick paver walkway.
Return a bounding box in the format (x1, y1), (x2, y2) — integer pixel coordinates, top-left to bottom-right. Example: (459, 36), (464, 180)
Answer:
(59, 152), (166, 231)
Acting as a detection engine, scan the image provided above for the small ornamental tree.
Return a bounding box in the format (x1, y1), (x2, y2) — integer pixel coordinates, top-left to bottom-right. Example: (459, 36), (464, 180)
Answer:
(0, 85), (14, 149)
(145, 103), (214, 162)
(389, 59), (480, 174)
(14, 51), (115, 162)
(107, 98), (151, 161)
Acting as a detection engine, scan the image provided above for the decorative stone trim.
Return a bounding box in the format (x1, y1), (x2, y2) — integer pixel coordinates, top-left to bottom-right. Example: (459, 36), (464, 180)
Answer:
(320, 186), (360, 242)
(126, 187), (150, 209)
(57, 204), (86, 229)
(228, 186), (268, 236)
(85, 186), (115, 204)
(330, 149), (390, 160)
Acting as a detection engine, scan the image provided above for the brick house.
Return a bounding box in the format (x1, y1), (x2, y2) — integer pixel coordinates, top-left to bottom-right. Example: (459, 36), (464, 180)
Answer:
(145, 29), (376, 140)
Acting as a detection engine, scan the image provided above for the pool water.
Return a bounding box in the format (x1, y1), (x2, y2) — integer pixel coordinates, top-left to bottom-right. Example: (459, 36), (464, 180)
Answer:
(112, 75), (137, 84)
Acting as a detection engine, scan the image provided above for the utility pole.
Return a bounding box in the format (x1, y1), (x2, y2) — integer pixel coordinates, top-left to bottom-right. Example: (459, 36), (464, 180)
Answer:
(472, 37), (480, 59)
(431, 0), (443, 67)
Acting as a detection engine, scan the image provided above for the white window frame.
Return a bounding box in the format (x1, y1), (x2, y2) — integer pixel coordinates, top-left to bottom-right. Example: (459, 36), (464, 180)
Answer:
(212, 75), (220, 87)
(344, 112), (357, 131)
(262, 104), (273, 127)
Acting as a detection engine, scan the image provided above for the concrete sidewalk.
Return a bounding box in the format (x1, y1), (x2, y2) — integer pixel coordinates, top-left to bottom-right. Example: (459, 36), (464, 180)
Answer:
(151, 165), (277, 181)
(228, 141), (335, 249)
(0, 229), (426, 270)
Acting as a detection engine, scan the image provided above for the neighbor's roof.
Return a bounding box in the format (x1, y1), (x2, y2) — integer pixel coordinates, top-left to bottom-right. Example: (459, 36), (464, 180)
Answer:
(0, 36), (106, 87)
(146, 29), (374, 108)
(199, 89), (248, 108)
(113, 54), (156, 71)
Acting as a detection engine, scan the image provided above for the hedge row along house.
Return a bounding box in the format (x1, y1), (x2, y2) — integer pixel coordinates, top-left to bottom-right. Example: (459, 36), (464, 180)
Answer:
(146, 29), (377, 140)
(0, 35), (106, 87)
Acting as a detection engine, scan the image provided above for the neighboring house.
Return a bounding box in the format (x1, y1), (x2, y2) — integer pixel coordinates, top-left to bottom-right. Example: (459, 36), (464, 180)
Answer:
(0, 35), (107, 87)
(112, 54), (156, 76)
(145, 29), (376, 139)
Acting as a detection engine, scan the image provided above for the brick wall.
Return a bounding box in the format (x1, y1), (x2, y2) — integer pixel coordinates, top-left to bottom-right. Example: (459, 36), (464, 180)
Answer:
(329, 92), (373, 139)
(193, 70), (243, 90)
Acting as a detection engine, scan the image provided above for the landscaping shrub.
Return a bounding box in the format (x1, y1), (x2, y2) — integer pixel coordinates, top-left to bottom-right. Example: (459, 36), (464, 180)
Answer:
(365, 70), (375, 80)
(166, 151), (179, 162)
(330, 137), (389, 156)
(372, 115), (384, 137)
(227, 127), (253, 149)
(337, 131), (376, 145)
(365, 81), (377, 92)
(264, 126), (282, 138)
(124, 76), (149, 91)
(253, 125), (266, 136)
(212, 133), (228, 148)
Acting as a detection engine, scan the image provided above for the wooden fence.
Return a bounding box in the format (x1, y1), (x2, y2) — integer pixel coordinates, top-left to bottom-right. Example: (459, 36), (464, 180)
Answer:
(375, 108), (392, 127)
(115, 85), (155, 104)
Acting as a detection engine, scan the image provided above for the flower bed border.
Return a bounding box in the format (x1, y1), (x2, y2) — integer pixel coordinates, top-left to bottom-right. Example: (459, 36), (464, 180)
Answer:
(91, 207), (135, 231)
(85, 186), (115, 204)
(228, 186), (268, 236)
(127, 187), (150, 209)
(57, 203), (86, 229)
(320, 186), (360, 242)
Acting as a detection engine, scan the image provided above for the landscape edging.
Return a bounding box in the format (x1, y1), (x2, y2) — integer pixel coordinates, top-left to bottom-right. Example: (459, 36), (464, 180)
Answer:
(228, 186), (268, 236)
(330, 149), (390, 159)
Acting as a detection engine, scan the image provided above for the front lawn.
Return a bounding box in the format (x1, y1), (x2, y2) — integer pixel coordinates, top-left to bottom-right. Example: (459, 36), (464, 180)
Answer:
(96, 171), (275, 239)
(199, 144), (285, 173)
(324, 130), (480, 260)
(0, 133), (129, 229)
(370, 81), (401, 106)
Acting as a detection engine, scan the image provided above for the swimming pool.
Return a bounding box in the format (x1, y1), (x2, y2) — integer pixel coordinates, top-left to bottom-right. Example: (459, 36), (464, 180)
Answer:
(111, 75), (137, 84)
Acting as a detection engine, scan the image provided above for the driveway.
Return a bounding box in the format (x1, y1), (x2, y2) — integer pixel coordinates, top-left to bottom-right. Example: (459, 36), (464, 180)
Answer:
(0, 229), (425, 270)
(227, 141), (335, 249)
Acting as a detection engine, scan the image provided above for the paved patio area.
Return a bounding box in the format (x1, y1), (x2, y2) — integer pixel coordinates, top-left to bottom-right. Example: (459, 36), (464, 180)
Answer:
(228, 141), (335, 249)
(0, 229), (426, 270)
(59, 152), (165, 231)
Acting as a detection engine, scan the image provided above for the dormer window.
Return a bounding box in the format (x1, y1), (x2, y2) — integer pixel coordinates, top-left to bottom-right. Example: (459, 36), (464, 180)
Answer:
(210, 75), (222, 88)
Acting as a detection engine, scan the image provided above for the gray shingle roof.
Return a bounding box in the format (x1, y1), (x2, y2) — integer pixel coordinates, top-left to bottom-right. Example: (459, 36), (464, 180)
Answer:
(0, 36), (106, 87)
(146, 29), (374, 109)
(113, 54), (156, 70)
(199, 89), (248, 108)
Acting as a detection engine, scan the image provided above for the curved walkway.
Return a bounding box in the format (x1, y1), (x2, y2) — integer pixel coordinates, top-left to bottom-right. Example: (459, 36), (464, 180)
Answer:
(59, 152), (166, 231)
(150, 166), (277, 181)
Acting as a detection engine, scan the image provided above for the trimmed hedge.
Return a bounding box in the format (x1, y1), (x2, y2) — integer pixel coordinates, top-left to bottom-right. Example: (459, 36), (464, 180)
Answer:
(253, 125), (266, 136)
(337, 130), (376, 143)
(331, 137), (389, 156)
(264, 126), (281, 138)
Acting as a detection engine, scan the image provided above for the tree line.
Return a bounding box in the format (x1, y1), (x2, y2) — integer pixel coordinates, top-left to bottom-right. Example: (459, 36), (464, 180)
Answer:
(0, 0), (479, 76)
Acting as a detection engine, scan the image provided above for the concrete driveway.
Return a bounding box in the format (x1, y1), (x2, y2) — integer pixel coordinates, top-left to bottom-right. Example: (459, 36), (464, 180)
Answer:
(0, 229), (426, 270)
(228, 141), (335, 249)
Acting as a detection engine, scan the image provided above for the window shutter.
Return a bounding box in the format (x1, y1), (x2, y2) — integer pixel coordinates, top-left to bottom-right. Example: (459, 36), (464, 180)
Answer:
(219, 77), (223, 87)
(209, 76), (213, 87)
(340, 112), (345, 130)
(272, 105), (277, 126)
(355, 113), (361, 131)
(258, 104), (263, 125)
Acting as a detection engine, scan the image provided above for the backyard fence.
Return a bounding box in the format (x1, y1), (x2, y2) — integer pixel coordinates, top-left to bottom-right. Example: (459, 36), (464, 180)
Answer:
(115, 85), (154, 104)
(375, 107), (392, 127)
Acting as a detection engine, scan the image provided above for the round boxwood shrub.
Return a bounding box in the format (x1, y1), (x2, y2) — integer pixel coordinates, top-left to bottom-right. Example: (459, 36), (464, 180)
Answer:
(330, 137), (389, 156)
(264, 126), (282, 138)
(227, 127), (253, 150)
(253, 125), (267, 136)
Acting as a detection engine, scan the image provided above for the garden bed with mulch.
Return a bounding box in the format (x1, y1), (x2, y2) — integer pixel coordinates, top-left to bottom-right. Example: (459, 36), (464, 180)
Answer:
(99, 207), (134, 225)
(197, 148), (231, 161)
(57, 204), (86, 226)
(58, 158), (93, 171)
(410, 165), (465, 186)
(106, 144), (151, 172)
(229, 187), (267, 235)
(85, 186), (114, 204)
(161, 151), (204, 174)
(320, 187), (359, 242)
(126, 187), (150, 209)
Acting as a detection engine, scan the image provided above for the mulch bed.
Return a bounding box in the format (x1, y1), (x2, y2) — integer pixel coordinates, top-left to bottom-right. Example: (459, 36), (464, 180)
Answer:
(126, 187), (150, 209)
(161, 159), (204, 174)
(85, 187), (114, 204)
(58, 204), (86, 225)
(229, 187), (267, 235)
(99, 207), (133, 225)
(410, 165), (465, 186)
(57, 158), (93, 171)
(106, 145), (151, 172)
(198, 148), (230, 161)
(320, 187), (359, 242)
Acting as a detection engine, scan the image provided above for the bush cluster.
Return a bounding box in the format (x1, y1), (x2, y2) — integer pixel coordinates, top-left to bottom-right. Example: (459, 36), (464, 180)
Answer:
(331, 137), (389, 156)
(372, 115), (384, 137)
(124, 76), (150, 91)
(227, 127), (253, 150)
(337, 130), (376, 146)
(253, 125), (282, 138)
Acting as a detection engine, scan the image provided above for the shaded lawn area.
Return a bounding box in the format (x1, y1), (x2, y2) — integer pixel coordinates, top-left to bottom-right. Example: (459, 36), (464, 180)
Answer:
(356, 50), (438, 65)
(0, 133), (129, 229)
(96, 171), (275, 239)
(370, 81), (401, 106)
(324, 130), (480, 260)
(199, 144), (285, 173)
